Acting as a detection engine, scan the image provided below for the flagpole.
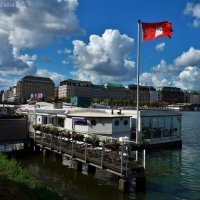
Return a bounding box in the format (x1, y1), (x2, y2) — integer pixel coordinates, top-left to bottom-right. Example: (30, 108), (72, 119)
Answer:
(136, 19), (141, 144)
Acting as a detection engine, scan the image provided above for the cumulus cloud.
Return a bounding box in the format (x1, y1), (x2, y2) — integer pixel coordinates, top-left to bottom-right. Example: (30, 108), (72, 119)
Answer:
(71, 29), (135, 83)
(184, 2), (200, 27)
(141, 47), (200, 90)
(0, 0), (82, 88)
(153, 47), (200, 73)
(36, 70), (66, 86)
(173, 66), (200, 90)
(140, 72), (170, 87)
(0, 78), (17, 91)
(155, 42), (166, 51)
(174, 47), (200, 67)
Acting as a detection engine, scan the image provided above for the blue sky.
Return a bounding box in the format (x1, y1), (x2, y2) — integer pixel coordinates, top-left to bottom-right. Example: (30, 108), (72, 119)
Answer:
(0, 0), (200, 91)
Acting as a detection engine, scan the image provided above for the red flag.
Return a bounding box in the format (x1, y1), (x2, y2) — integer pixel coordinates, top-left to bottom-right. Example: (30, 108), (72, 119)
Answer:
(142, 21), (173, 42)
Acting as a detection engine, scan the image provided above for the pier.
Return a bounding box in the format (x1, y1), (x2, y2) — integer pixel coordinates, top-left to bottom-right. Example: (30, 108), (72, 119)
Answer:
(30, 132), (146, 192)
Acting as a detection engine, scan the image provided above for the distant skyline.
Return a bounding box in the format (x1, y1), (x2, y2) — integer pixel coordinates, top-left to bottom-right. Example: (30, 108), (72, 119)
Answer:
(0, 0), (200, 91)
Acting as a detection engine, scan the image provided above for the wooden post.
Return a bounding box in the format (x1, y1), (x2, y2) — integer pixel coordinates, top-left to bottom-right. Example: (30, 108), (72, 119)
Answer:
(87, 165), (96, 175)
(118, 178), (130, 192)
(136, 167), (146, 192)
(136, 174), (146, 192)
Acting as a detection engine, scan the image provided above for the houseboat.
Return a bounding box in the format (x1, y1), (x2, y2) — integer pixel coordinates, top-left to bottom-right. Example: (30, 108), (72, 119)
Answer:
(18, 102), (182, 148)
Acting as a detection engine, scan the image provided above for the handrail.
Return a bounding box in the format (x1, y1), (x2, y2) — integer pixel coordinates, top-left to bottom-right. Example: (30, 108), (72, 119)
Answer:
(31, 132), (146, 177)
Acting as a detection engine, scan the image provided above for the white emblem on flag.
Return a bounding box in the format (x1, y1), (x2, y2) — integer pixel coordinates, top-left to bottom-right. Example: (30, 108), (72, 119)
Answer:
(155, 27), (163, 37)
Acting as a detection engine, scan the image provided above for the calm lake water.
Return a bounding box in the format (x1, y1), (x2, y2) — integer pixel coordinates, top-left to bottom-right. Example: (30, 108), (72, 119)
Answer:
(17, 111), (200, 200)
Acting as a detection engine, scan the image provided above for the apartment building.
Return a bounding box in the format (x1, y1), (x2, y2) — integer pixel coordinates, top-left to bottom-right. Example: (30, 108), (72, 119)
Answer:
(16, 76), (55, 103)
(128, 85), (157, 102)
(103, 83), (131, 100)
(157, 86), (184, 104)
(58, 79), (93, 99)
(184, 90), (200, 104)
(2, 86), (17, 102)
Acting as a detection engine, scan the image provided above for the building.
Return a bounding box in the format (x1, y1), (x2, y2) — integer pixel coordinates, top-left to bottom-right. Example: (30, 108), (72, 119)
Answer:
(66, 108), (131, 138)
(70, 96), (91, 108)
(103, 83), (130, 100)
(2, 86), (17, 103)
(58, 79), (93, 99)
(184, 90), (200, 104)
(123, 109), (182, 147)
(0, 90), (4, 103)
(23, 104), (182, 148)
(16, 76), (55, 104)
(93, 85), (104, 100)
(157, 86), (184, 104)
(128, 85), (157, 102)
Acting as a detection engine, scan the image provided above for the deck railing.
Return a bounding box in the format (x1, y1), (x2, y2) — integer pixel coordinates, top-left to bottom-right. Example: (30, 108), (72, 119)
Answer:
(30, 131), (145, 178)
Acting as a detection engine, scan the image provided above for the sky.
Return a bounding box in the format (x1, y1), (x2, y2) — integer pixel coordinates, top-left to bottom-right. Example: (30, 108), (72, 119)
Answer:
(0, 0), (200, 91)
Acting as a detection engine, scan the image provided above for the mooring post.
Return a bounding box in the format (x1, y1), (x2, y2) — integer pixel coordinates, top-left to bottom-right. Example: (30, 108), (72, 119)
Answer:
(136, 167), (146, 192)
(87, 165), (96, 175)
(118, 178), (130, 192)
(43, 149), (49, 157)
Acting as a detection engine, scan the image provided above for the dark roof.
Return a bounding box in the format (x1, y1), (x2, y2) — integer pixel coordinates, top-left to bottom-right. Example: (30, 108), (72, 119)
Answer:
(21, 76), (54, 83)
(128, 84), (156, 91)
(60, 79), (92, 86)
(157, 86), (183, 93)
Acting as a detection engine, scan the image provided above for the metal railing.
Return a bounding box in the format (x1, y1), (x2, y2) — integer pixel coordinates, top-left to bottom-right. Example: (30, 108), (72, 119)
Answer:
(30, 131), (146, 178)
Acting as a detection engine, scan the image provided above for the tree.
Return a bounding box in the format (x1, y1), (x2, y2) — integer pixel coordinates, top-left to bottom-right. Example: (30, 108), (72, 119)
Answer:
(45, 96), (55, 103)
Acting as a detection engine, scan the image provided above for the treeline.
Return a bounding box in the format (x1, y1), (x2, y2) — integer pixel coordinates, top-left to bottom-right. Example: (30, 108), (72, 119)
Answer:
(45, 96), (169, 107)
(92, 98), (169, 107)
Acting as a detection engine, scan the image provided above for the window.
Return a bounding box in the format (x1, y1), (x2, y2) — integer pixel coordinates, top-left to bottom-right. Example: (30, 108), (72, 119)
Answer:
(123, 120), (128, 126)
(115, 120), (119, 126)
(43, 116), (47, 124)
(91, 119), (97, 126)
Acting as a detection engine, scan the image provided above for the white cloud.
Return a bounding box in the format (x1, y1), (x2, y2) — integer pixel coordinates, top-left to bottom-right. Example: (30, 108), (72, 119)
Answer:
(71, 29), (135, 83)
(174, 47), (200, 67)
(140, 72), (170, 88)
(155, 42), (166, 52)
(58, 48), (72, 55)
(62, 60), (69, 64)
(184, 2), (200, 27)
(36, 70), (66, 86)
(141, 47), (200, 90)
(0, 78), (17, 91)
(0, 0), (83, 89)
(173, 66), (200, 90)
(153, 47), (200, 73)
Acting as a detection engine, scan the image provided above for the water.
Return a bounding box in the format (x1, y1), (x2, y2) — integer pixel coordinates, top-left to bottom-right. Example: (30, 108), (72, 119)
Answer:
(17, 112), (200, 200)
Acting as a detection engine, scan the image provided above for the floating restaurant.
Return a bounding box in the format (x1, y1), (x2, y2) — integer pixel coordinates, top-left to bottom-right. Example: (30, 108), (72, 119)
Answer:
(18, 102), (182, 148)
